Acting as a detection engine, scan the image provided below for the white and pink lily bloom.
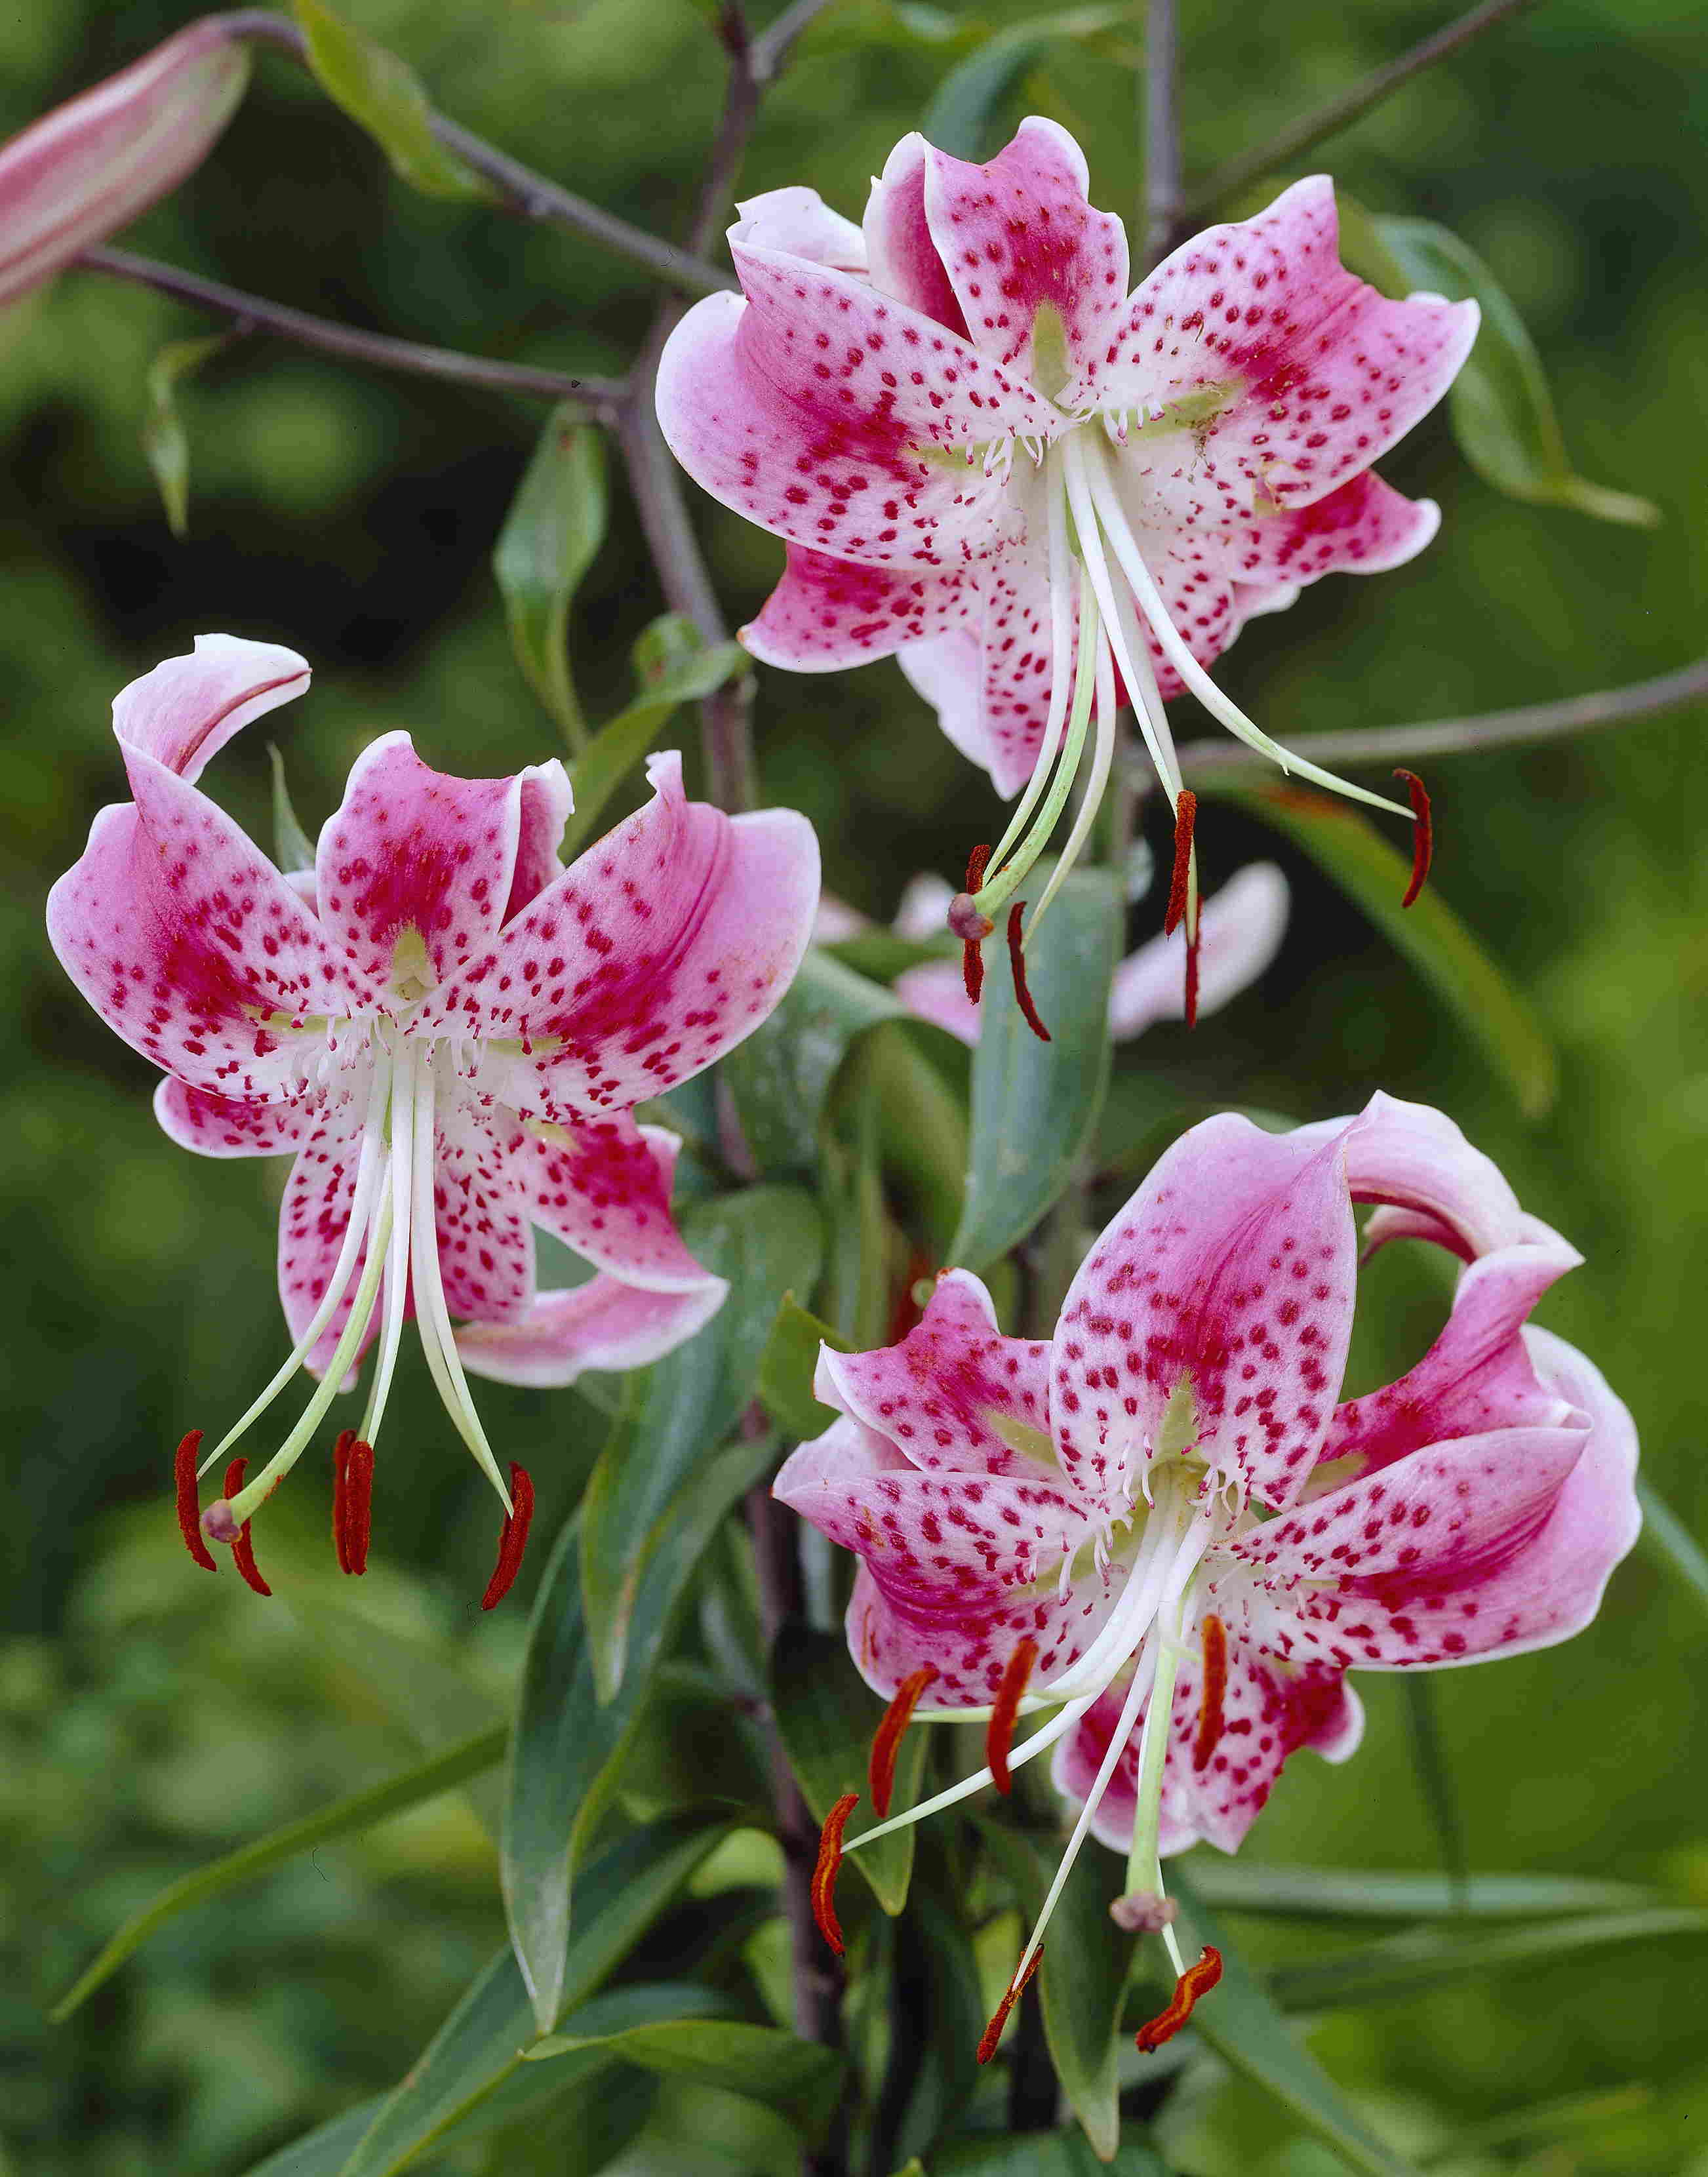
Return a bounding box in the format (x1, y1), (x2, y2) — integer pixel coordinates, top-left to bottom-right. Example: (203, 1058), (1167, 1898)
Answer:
(47, 636), (818, 1599)
(657, 121), (1475, 961)
(777, 1095), (1637, 2051)
(816, 860), (1288, 1046)
(0, 20), (249, 308)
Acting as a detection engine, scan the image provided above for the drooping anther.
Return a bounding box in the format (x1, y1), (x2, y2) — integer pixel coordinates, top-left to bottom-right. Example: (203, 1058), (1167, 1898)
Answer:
(986, 1636), (1038, 1795)
(1007, 902), (1051, 1042)
(331, 1429), (356, 1574)
(952, 843), (995, 1004)
(1192, 1612), (1228, 1773)
(481, 1462), (534, 1610)
(1164, 790), (1197, 936)
(812, 1791), (860, 1957)
(1183, 914), (1201, 1031)
(1394, 768), (1433, 909)
(1110, 1890), (1179, 1934)
(1135, 1945), (1223, 2053)
(222, 1457), (271, 1597)
(174, 1429), (217, 1572)
(341, 1438), (375, 1577)
(869, 1665), (937, 1817)
(976, 1945), (1043, 2064)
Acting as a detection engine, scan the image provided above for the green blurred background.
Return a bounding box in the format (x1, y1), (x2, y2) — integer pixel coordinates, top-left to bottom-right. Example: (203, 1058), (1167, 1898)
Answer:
(3, 0), (1705, 2170)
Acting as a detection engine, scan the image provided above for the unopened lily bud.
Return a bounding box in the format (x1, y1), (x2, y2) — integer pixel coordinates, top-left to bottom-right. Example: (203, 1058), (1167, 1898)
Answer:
(1109, 1891), (1178, 1935)
(0, 20), (250, 307)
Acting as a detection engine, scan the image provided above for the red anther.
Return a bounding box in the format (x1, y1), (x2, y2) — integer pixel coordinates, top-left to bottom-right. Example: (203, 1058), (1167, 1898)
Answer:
(341, 1439), (374, 1577)
(1395, 768), (1433, 908)
(331, 1428), (355, 1574)
(1192, 1614), (1228, 1773)
(1164, 789), (1197, 936)
(481, 1462), (535, 1610)
(976, 1946), (1043, 2064)
(963, 932), (985, 1007)
(174, 1430), (218, 1572)
(221, 1457), (272, 1598)
(963, 843), (992, 897)
(986, 1636), (1038, 1795)
(1135, 1946), (1223, 2054)
(812, 1791), (860, 1957)
(868, 1665), (937, 1817)
(1007, 903), (1051, 1043)
(957, 843), (993, 1005)
(1183, 914), (1201, 1031)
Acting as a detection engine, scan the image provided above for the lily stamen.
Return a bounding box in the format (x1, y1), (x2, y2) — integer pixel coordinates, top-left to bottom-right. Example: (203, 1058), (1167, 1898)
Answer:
(174, 1429), (216, 1572)
(976, 1946), (1043, 2064)
(1136, 1946), (1224, 2053)
(812, 1791), (861, 1957)
(480, 1462), (536, 1611)
(1395, 767), (1434, 906)
(869, 1665), (938, 1817)
(1192, 1614), (1229, 1774)
(221, 1458), (271, 1598)
(987, 1637), (1039, 1794)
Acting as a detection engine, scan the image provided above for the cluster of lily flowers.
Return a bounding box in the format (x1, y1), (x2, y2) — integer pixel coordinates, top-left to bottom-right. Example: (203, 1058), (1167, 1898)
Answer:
(19, 32), (1642, 2074)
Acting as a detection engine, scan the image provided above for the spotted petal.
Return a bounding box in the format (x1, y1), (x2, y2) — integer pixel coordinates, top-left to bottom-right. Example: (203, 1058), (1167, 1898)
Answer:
(431, 1100), (536, 1327)
(513, 1113), (717, 1294)
(455, 1273), (726, 1386)
(1052, 1114), (1359, 1513)
(865, 134), (971, 334)
(896, 551), (1066, 795)
(741, 546), (974, 674)
(1292, 1092), (1549, 1261)
(277, 1091), (383, 1379)
(155, 1076), (314, 1159)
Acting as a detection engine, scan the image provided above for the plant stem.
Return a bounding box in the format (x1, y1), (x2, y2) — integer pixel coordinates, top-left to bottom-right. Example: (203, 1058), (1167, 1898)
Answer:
(1142, 0), (1181, 268)
(1177, 0), (1543, 231)
(212, 9), (733, 296)
(1160, 655), (1708, 783)
(74, 245), (625, 416)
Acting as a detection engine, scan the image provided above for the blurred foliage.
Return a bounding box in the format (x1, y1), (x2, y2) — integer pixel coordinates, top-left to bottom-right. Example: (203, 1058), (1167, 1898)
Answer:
(3, 0), (1707, 2171)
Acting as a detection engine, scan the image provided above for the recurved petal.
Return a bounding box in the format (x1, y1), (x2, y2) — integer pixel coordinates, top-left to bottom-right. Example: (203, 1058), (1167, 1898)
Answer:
(731, 186), (868, 271)
(155, 1076), (315, 1159)
(512, 1113), (717, 1294)
(111, 632), (310, 783)
(1106, 862), (1289, 1039)
(507, 759), (575, 919)
(431, 1100), (534, 1327)
(816, 1268), (1067, 1482)
(1212, 469), (1440, 589)
(1081, 176), (1477, 513)
(429, 751), (818, 1122)
(1050, 1636), (1362, 1856)
(1292, 1092), (1545, 1262)
(454, 1272), (726, 1386)
(741, 546), (974, 673)
(924, 117), (1129, 382)
(1231, 1412), (1606, 1670)
(277, 1094), (383, 1379)
(864, 133), (970, 334)
(1052, 1114), (1358, 1513)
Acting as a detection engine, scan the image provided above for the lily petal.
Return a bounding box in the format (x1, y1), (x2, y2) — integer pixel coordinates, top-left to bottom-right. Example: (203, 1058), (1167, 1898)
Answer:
(1106, 862), (1289, 1039)
(454, 1272), (726, 1386)
(1293, 1092), (1547, 1262)
(111, 631), (309, 782)
(1053, 1114), (1358, 1513)
(155, 1076), (314, 1159)
(732, 185), (868, 271)
(864, 133), (971, 334)
(431, 1100), (536, 1327)
(513, 1113), (719, 1294)
(742, 546), (974, 673)
(507, 759), (576, 919)
(278, 1094), (382, 1379)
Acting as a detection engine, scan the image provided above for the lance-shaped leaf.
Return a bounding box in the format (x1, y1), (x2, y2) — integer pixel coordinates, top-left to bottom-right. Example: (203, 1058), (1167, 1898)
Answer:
(758, 1294), (852, 1441)
(142, 333), (229, 537)
(52, 1725), (504, 2022)
(949, 864), (1121, 1270)
(525, 1991), (846, 2138)
(923, 9), (1128, 159)
(504, 1438), (774, 2033)
(1160, 1866), (1426, 2177)
(1185, 1862), (1659, 1922)
(1637, 1479), (1708, 1615)
(493, 410), (607, 747)
(1374, 217), (1658, 529)
(580, 1185), (823, 1700)
(243, 2099), (386, 2177)
(294, 0), (488, 198)
(342, 1816), (732, 2174)
(268, 744), (317, 874)
(768, 1624), (928, 1916)
(1219, 784), (1556, 1117)
(724, 948), (905, 1173)
(875, 1892), (988, 2169)
(561, 617), (748, 854)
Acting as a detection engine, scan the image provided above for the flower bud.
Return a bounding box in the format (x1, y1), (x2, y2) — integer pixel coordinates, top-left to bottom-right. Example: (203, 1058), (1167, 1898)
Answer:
(0, 20), (250, 306)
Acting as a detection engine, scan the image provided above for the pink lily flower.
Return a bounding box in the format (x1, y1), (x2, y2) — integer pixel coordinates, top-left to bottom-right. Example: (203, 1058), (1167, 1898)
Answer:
(48, 636), (818, 1599)
(657, 123), (1475, 975)
(775, 1094), (1637, 2050)
(814, 858), (1288, 1045)
(0, 20), (250, 308)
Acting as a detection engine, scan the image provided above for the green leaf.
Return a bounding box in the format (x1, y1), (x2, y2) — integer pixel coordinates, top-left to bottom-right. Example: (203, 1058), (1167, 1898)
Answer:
(293, 0), (489, 198)
(1162, 1865), (1427, 2177)
(243, 2100), (388, 2176)
(493, 410), (607, 748)
(1372, 218), (1658, 529)
(1399, 1678), (1469, 1914)
(949, 864), (1121, 1269)
(342, 1817), (731, 2174)
(562, 621), (747, 854)
(725, 948), (905, 1172)
(1184, 1860), (1661, 1921)
(141, 333), (229, 538)
(757, 1294), (852, 1440)
(923, 9), (1126, 159)
(525, 1998), (846, 2138)
(1219, 784), (1556, 1118)
(878, 1892), (988, 2167)
(1266, 1907), (1708, 2016)
(922, 2133), (1174, 2174)
(767, 1624), (928, 1915)
(504, 1437), (774, 2033)
(472, 2066), (658, 2176)
(52, 1724), (504, 2022)
(862, 1024), (970, 1260)
(1638, 1479), (1708, 1612)
(982, 1826), (1128, 2159)
(580, 1185), (823, 1698)
(269, 743), (317, 873)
